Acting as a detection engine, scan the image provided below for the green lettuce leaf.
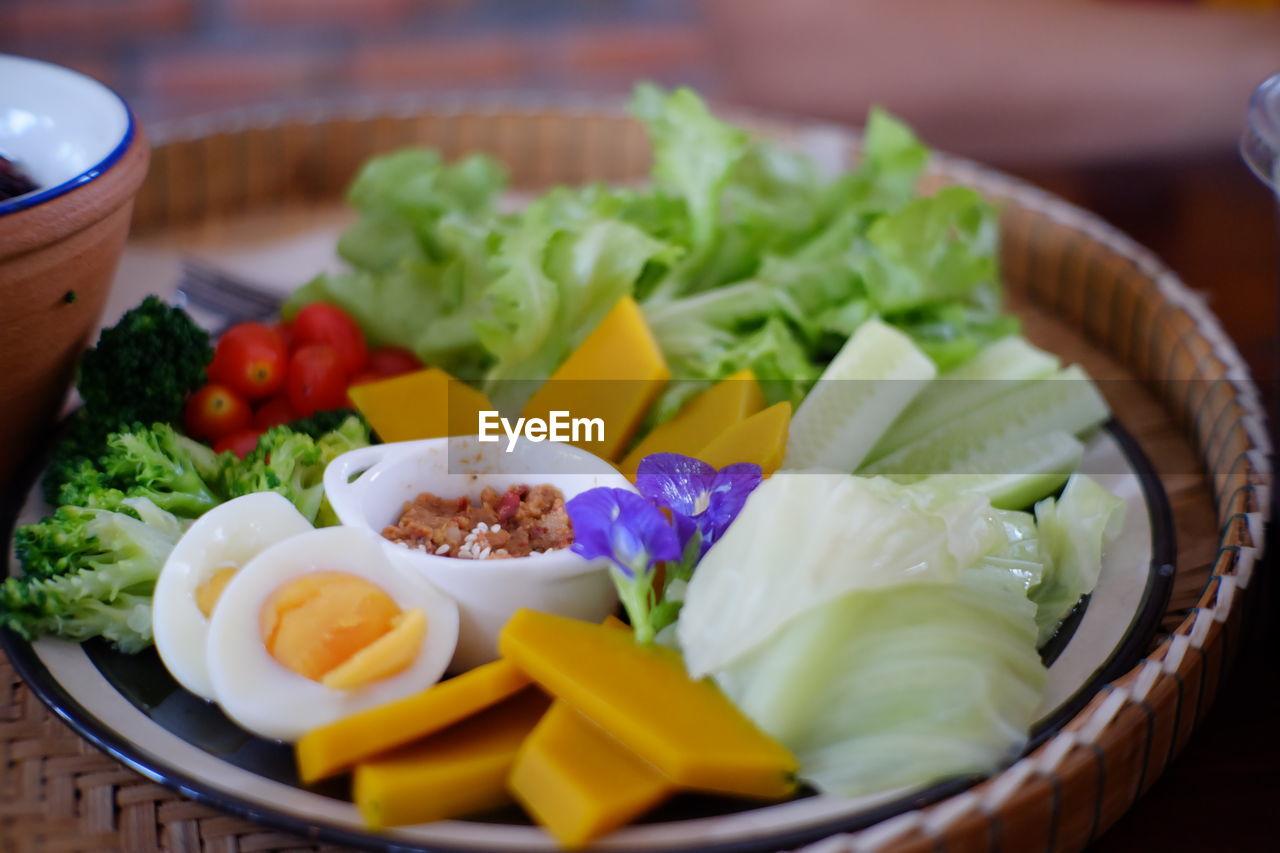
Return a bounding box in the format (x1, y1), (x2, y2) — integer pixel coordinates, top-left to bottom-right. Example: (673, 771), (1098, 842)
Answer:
(337, 149), (505, 272)
(476, 191), (678, 409)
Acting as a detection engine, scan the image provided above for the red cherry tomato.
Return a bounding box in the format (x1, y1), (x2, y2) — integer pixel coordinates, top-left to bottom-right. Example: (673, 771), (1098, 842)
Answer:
(273, 321), (295, 352)
(253, 395), (295, 430)
(367, 346), (422, 377)
(214, 428), (264, 458)
(184, 384), (252, 442)
(287, 344), (348, 417)
(291, 303), (367, 376)
(208, 322), (288, 400)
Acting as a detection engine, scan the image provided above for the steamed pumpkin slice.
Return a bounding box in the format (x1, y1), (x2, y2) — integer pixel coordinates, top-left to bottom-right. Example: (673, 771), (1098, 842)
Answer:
(349, 366), (495, 442)
(295, 658), (531, 783)
(619, 369), (765, 478)
(697, 401), (792, 477)
(498, 608), (797, 800)
(509, 700), (673, 850)
(353, 688), (550, 829)
(520, 296), (670, 461)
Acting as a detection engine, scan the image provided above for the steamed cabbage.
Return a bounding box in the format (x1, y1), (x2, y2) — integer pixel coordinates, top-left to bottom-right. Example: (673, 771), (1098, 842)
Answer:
(677, 471), (1122, 798)
(1030, 473), (1126, 644)
(677, 473), (1012, 679)
(712, 580), (1045, 797)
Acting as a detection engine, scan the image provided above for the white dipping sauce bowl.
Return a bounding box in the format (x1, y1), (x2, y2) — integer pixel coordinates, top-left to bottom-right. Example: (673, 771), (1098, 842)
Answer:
(324, 435), (632, 671)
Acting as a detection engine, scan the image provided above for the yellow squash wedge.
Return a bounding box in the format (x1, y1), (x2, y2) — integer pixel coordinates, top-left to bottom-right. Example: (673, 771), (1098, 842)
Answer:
(353, 688), (550, 829)
(296, 658), (530, 783)
(498, 609), (797, 800)
(696, 401), (792, 476)
(509, 700), (672, 849)
(349, 367), (495, 443)
(619, 369), (765, 478)
(520, 297), (669, 461)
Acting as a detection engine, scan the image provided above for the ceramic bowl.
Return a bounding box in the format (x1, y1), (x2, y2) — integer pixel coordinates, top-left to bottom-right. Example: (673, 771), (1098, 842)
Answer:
(324, 435), (633, 670)
(0, 54), (149, 488)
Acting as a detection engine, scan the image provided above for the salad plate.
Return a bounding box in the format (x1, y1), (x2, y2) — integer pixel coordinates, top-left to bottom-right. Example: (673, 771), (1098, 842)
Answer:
(0, 419), (1173, 853)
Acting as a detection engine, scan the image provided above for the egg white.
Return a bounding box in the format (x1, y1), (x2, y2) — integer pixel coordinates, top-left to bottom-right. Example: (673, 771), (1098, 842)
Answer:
(152, 492), (313, 701)
(205, 526), (460, 742)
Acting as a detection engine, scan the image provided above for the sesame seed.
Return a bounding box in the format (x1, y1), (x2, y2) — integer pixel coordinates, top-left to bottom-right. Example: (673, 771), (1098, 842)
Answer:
(436, 544), (450, 555)
(478, 546), (491, 559)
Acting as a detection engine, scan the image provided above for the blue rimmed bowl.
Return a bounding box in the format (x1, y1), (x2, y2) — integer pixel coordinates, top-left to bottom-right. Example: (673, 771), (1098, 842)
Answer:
(0, 54), (149, 488)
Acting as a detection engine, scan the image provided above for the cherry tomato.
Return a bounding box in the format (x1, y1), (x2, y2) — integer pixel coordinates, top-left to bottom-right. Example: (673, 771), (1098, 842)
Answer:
(367, 346), (422, 377)
(252, 395), (295, 430)
(209, 322), (288, 400)
(291, 303), (367, 376)
(273, 321), (294, 352)
(214, 428), (264, 459)
(287, 344), (348, 417)
(184, 383), (252, 442)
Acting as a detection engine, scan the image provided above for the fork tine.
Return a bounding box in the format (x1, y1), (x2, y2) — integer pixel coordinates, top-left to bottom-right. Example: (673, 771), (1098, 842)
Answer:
(181, 259), (283, 310)
(177, 258), (284, 328)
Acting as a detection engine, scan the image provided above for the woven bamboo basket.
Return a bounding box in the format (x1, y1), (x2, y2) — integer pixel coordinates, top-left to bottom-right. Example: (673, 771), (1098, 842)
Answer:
(0, 99), (1270, 853)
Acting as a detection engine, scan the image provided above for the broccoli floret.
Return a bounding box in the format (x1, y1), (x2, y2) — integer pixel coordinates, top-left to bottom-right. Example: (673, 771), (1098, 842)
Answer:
(284, 408), (370, 439)
(314, 415), (373, 526)
(13, 506), (108, 578)
(316, 414), (373, 463)
(3, 500), (185, 652)
(52, 423), (225, 519)
(53, 457), (127, 513)
(223, 416), (372, 524)
(42, 297), (212, 502)
(224, 427), (327, 522)
(78, 296), (211, 420)
(43, 411), (108, 505)
(100, 424), (223, 518)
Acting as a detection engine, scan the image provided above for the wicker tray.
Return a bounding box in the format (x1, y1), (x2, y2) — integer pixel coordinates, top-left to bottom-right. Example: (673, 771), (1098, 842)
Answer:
(1, 99), (1270, 853)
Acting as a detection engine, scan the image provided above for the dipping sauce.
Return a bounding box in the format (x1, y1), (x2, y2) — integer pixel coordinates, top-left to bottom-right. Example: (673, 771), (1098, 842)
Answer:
(0, 156), (38, 200)
(383, 484), (573, 559)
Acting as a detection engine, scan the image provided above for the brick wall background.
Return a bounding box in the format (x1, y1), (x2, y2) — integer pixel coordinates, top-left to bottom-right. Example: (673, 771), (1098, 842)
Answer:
(0, 0), (714, 122)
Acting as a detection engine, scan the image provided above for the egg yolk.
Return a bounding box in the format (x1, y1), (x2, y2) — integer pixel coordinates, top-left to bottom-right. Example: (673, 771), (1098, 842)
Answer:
(259, 571), (424, 688)
(195, 567), (239, 618)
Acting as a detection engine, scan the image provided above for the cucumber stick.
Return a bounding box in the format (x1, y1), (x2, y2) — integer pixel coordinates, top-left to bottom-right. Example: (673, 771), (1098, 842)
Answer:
(783, 318), (936, 472)
(915, 430), (1084, 510)
(866, 336), (1061, 462)
(860, 365), (1108, 479)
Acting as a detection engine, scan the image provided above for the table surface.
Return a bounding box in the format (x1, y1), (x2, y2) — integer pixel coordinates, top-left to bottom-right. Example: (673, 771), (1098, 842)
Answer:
(1024, 155), (1280, 852)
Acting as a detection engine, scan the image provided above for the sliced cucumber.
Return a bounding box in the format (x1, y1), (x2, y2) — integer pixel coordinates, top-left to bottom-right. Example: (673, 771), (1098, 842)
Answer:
(866, 336), (1061, 463)
(860, 365), (1108, 479)
(783, 318), (936, 472)
(914, 430), (1084, 510)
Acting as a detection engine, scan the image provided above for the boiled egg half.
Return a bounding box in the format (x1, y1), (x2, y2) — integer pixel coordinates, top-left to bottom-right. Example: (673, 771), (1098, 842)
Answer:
(206, 526), (459, 741)
(153, 492), (313, 700)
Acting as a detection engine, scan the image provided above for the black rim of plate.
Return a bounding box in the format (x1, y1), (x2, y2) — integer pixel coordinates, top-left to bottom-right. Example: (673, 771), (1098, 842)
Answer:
(1, 417), (1176, 853)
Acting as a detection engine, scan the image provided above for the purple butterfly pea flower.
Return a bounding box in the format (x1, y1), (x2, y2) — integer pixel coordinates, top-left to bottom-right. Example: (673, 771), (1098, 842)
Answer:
(566, 487), (681, 578)
(635, 453), (762, 556)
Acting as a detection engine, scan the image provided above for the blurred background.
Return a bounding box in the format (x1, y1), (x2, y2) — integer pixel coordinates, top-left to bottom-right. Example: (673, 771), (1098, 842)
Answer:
(2, 0), (1275, 379)
(2, 0), (1278, 848)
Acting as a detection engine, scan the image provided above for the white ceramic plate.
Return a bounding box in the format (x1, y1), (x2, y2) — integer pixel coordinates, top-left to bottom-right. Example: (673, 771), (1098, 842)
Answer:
(1, 423), (1173, 853)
